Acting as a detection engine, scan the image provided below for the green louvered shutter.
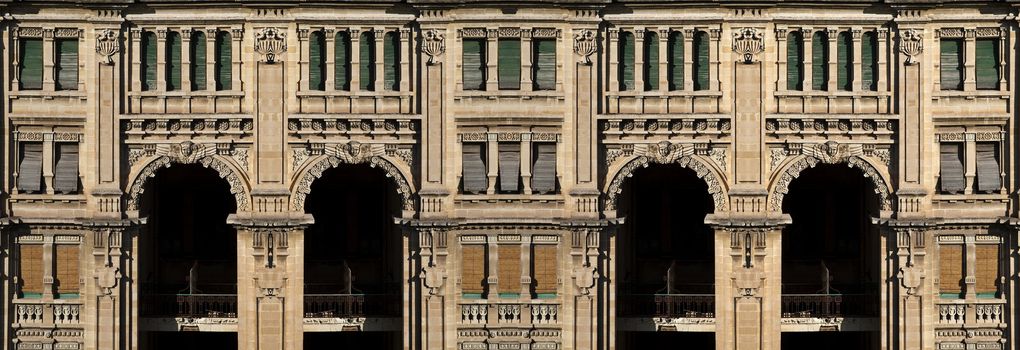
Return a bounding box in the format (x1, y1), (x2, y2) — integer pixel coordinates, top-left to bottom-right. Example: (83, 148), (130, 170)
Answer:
(309, 31), (325, 91)
(166, 31), (182, 91)
(216, 31), (232, 91)
(20, 39), (43, 90)
(668, 32), (684, 91)
(533, 39), (556, 90)
(787, 32), (803, 90)
(498, 39), (521, 90)
(619, 32), (634, 91)
(56, 39), (78, 91)
(335, 32), (351, 90)
(941, 39), (963, 90)
(812, 31), (828, 91)
(976, 39), (999, 90)
(360, 32), (374, 91)
(384, 31), (399, 91)
(142, 32), (157, 91)
(462, 39), (485, 90)
(190, 32), (206, 91)
(861, 31), (877, 91)
(694, 31), (709, 91)
(645, 32), (659, 91)
(837, 31), (852, 91)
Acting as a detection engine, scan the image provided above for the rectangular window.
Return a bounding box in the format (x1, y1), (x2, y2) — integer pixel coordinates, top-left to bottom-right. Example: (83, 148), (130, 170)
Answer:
(787, 32), (804, 91)
(940, 39), (963, 90)
(19, 244), (43, 298)
(533, 39), (556, 91)
(462, 39), (486, 91)
(861, 31), (878, 91)
(619, 31), (635, 91)
(668, 32), (684, 91)
(191, 32), (207, 91)
(18, 142), (43, 193)
(532, 143), (557, 194)
(53, 143), (79, 194)
(20, 39), (43, 90)
(166, 31), (182, 91)
(461, 245), (486, 298)
(215, 31), (232, 91)
(533, 245), (558, 298)
(693, 31), (710, 91)
(56, 244), (80, 297)
(939, 143), (965, 194)
(384, 31), (400, 91)
(142, 31), (157, 91)
(309, 31), (326, 91)
(462, 143), (488, 193)
(498, 143), (521, 193)
(335, 32), (352, 91)
(498, 39), (521, 90)
(939, 244), (963, 298)
(55, 39), (79, 91)
(812, 31), (828, 91)
(359, 32), (375, 91)
(644, 31), (659, 91)
(976, 244), (999, 298)
(498, 245), (521, 297)
(976, 142), (1001, 193)
(837, 31), (853, 91)
(976, 38), (999, 90)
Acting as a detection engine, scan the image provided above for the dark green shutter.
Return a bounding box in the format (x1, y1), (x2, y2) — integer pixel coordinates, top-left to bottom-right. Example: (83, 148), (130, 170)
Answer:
(335, 32), (351, 90)
(142, 32), (157, 91)
(533, 39), (556, 91)
(861, 31), (877, 91)
(694, 31), (709, 91)
(645, 32), (659, 91)
(976, 39), (999, 90)
(668, 32), (683, 91)
(787, 32), (803, 90)
(55, 39), (78, 91)
(166, 31), (181, 91)
(812, 31), (828, 91)
(20, 39), (43, 90)
(940, 39), (963, 91)
(190, 32), (206, 91)
(309, 31), (325, 91)
(216, 32), (231, 91)
(462, 39), (485, 90)
(359, 32), (374, 91)
(384, 31), (399, 91)
(619, 31), (634, 91)
(498, 39), (521, 90)
(837, 32), (852, 91)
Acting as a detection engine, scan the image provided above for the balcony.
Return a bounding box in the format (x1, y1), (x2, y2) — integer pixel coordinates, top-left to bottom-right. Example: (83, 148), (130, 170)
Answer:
(140, 294), (238, 318)
(781, 294), (878, 318)
(655, 294), (715, 318)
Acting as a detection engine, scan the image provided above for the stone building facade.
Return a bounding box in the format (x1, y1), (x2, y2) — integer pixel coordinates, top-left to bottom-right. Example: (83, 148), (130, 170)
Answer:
(0, 0), (1017, 349)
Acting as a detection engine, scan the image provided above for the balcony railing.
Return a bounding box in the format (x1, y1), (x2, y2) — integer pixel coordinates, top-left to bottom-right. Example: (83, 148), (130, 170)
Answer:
(781, 294), (877, 318)
(655, 294), (715, 318)
(141, 294), (237, 318)
(303, 294), (400, 318)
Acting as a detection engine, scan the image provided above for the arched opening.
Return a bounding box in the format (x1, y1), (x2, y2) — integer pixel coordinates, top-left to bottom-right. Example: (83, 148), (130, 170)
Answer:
(302, 164), (402, 348)
(138, 163), (238, 350)
(780, 163), (880, 350)
(615, 164), (715, 349)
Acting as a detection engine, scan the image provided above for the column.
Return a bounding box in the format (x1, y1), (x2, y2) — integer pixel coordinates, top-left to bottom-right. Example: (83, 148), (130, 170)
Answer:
(205, 29), (217, 91)
(156, 29), (167, 91)
(964, 133), (976, 194)
(374, 29), (385, 92)
(521, 28), (533, 92)
(486, 29), (498, 91)
(776, 28), (788, 91)
(42, 28), (55, 90)
(350, 29), (361, 92)
(42, 133), (54, 194)
(90, 25), (124, 215)
(521, 134), (533, 195)
(852, 29), (862, 92)
(803, 28), (813, 91)
(964, 29), (977, 91)
(607, 30), (620, 93)
(181, 30), (192, 92)
(683, 29), (694, 91)
(299, 29), (310, 91)
(827, 29), (838, 92)
(658, 28), (669, 92)
(82, 221), (137, 350)
(486, 133), (498, 195)
(399, 29), (411, 93)
(573, 27), (599, 216)
(231, 28), (243, 91)
(634, 29), (645, 91)
(325, 28), (335, 91)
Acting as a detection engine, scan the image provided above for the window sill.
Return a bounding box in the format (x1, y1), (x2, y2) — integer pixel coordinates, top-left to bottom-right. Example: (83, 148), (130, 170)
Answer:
(128, 90), (246, 98)
(456, 193), (562, 203)
(296, 90), (413, 98)
(606, 90), (723, 98)
(454, 90), (564, 100)
(774, 90), (891, 98)
(933, 90), (1010, 99)
(933, 193), (1008, 202)
(9, 90), (86, 99)
(10, 193), (86, 202)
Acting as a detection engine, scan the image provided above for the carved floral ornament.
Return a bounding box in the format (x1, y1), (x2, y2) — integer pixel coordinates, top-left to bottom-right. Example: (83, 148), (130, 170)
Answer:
(126, 142), (251, 211)
(732, 27), (764, 63)
(605, 142), (728, 212)
(573, 29), (597, 65)
(421, 29), (445, 65)
(255, 27), (287, 63)
(899, 29), (923, 65)
(769, 141), (892, 212)
(96, 29), (120, 65)
(291, 142), (415, 212)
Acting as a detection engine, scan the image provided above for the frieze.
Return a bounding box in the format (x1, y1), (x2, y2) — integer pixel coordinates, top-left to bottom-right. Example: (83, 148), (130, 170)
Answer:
(497, 234), (521, 242)
(975, 235), (1002, 243)
(532, 28), (559, 39)
(498, 28), (521, 38)
(938, 28), (965, 38)
(460, 28), (487, 38)
(17, 27), (44, 38)
(460, 235), (486, 244)
(976, 27), (1002, 38)
(55, 28), (81, 38)
(532, 235), (559, 243)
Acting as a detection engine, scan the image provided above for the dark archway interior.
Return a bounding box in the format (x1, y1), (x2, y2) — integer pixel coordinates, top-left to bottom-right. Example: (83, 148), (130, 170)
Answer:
(304, 332), (399, 350)
(783, 331), (877, 350)
(619, 331), (715, 350)
(145, 332), (237, 350)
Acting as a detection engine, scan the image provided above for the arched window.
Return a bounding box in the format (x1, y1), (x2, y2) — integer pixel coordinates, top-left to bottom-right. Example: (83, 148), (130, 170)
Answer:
(308, 31), (326, 91)
(861, 31), (878, 91)
(215, 31), (232, 91)
(668, 31), (684, 91)
(837, 31), (853, 91)
(190, 31), (206, 91)
(644, 31), (659, 91)
(384, 31), (400, 91)
(811, 31), (828, 91)
(693, 31), (709, 91)
(142, 31), (157, 91)
(166, 31), (182, 91)
(787, 31), (804, 91)
(618, 31), (635, 91)
(335, 31), (352, 91)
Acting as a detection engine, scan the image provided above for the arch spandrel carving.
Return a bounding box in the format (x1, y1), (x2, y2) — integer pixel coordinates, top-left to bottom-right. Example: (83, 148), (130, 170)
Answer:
(290, 142), (416, 212)
(767, 142), (893, 213)
(125, 147), (252, 212)
(604, 142), (729, 213)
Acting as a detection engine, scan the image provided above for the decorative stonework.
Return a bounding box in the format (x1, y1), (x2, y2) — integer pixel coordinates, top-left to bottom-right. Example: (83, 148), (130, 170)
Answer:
(255, 27), (287, 63)
(421, 29), (445, 65)
(899, 29), (923, 65)
(96, 29), (120, 65)
(768, 142), (892, 211)
(605, 142), (727, 212)
(126, 142), (250, 211)
(291, 142), (414, 211)
(573, 29), (597, 65)
(732, 27), (764, 63)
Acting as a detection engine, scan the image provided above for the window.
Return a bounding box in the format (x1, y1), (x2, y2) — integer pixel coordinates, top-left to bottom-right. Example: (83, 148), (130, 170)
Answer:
(309, 31), (326, 91)
(384, 31), (400, 91)
(787, 31), (804, 91)
(644, 31), (659, 91)
(461, 245), (486, 298)
(975, 244), (999, 298)
(166, 31), (182, 91)
(939, 143), (965, 194)
(359, 31), (375, 91)
(837, 31), (853, 91)
(940, 39), (963, 90)
(861, 31), (878, 91)
(498, 38), (521, 90)
(532, 245), (557, 298)
(812, 31), (828, 91)
(55, 39), (78, 91)
(18, 142), (43, 193)
(498, 143), (521, 193)
(498, 245), (521, 297)
(20, 38), (43, 90)
(335, 32), (352, 91)
(693, 31), (709, 91)
(462, 143), (488, 193)
(462, 38), (486, 91)
(976, 143), (1000, 193)
(668, 32), (684, 91)
(215, 31), (232, 91)
(976, 38), (999, 90)
(533, 39), (556, 91)
(532, 144), (557, 194)
(619, 31), (635, 91)
(53, 143), (79, 193)
(56, 244), (80, 297)
(142, 31), (157, 91)
(19, 244), (43, 298)
(939, 244), (963, 298)
(190, 31), (206, 91)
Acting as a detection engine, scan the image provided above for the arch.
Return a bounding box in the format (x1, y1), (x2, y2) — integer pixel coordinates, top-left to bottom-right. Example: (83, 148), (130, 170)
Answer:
(604, 143), (728, 213)
(768, 153), (892, 213)
(126, 153), (251, 212)
(290, 142), (415, 212)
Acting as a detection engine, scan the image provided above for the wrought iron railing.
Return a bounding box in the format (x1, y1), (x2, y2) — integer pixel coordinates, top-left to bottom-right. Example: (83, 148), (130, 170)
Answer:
(302, 293), (400, 318)
(655, 294), (715, 318)
(781, 294), (877, 318)
(140, 294), (237, 318)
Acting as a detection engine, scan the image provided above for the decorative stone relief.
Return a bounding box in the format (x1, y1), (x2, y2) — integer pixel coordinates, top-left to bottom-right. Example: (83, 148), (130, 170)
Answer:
(291, 142), (414, 211)
(95, 29), (120, 65)
(769, 142), (891, 212)
(421, 29), (445, 65)
(126, 142), (250, 211)
(769, 148), (789, 170)
(709, 148), (727, 173)
(573, 29), (597, 65)
(732, 27), (764, 63)
(230, 148), (249, 172)
(460, 28), (486, 38)
(255, 27), (287, 63)
(605, 142), (727, 212)
(899, 29), (923, 65)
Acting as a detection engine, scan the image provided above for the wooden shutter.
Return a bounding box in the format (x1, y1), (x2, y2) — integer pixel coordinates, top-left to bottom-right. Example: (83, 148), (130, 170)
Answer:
(976, 143), (1001, 193)
(812, 31), (828, 91)
(462, 143), (487, 193)
(533, 245), (558, 295)
(384, 31), (400, 91)
(142, 32), (157, 91)
(20, 39), (43, 90)
(462, 39), (485, 90)
(498, 39), (521, 90)
(645, 32), (659, 91)
(976, 245), (999, 297)
(940, 39), (963, 90)
(498, 143), (521, 193)
(533, 39), (556, 91)
(976, 39), (999, 90)
(461, 245), (486, 295)
(335, 32), (351, 90)
(53, 143), (79, 193)
(619, 31), (635, 91)
(190, 32), (206, 91)
(19, 244), (43, 296)
(215, 31), (232, 91)
(18, 142), (43, 193)
(166, 31), (182, 91)
(56, 245), (80, 295)
(532, 144), (557, 194)
(668, 32), (684, 91)
(861, 31), (877, 91)
(359, 32), (374, 91)
(498, 245), (521, 295)
(939, 244), (963, 297)
(56, 39), (78, 91)
(309, 31), (325, 91)
(939, 143), (966, 193)
(694, 31), (709, 91)
(787, 32), (803, 91)
(837, 31), (852, 91)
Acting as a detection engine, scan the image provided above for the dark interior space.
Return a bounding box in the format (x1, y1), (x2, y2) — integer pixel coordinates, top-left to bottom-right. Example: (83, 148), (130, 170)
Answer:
(782, 331), (877, 350)
(143, 331), (237, 350)
(619, 331), (715, 349)
(304, 331), (399, 350)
